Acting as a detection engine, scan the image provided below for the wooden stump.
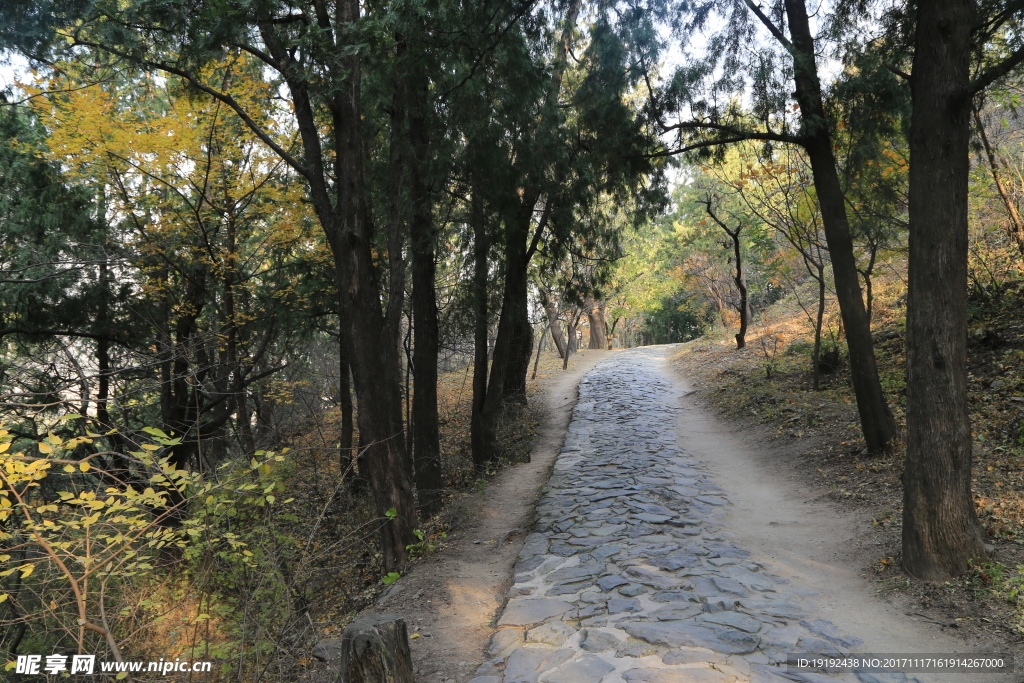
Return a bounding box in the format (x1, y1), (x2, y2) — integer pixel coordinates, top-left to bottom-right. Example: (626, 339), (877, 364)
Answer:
(336, 613), (414, 683)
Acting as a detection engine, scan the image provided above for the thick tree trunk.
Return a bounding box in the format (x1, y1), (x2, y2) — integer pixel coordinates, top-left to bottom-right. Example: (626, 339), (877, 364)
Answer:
(902, 0), (986, 580)
(336, 614), (414, 683)
(498, 210), (534, 403)
(586, 299), (607, 350)
(783, 0), (897, 454)
(478, 201), (534, 463)
(408, 63), (443, 517)
(470, 189), (493, 469)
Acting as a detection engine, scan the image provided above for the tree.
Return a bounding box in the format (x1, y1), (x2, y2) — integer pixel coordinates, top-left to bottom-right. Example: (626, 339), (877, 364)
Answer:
(697, 193), (750, 349)
(662, 0), (898, 453)
(3, 0), (435, 570)
(723, 147), (833, 389)
(463, 1), (665, 465)
(901, 0), (1017, 579)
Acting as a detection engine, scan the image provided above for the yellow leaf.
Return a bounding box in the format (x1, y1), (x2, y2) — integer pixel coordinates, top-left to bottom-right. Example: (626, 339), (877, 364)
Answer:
(20, 564), (34, 578)
(47, 434), (62, 445)
(0, 443), (8, 454)
(64, 464), (76, 473)
(0, 594), (8, 603)
(141, 444), (160, 451)
(79, 462), (91, 472)
(116, 672), (129, 680)
(38, 442), (52, 454)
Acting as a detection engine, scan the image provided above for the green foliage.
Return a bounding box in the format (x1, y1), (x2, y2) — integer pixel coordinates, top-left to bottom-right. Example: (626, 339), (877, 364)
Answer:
(406, 529), (446, 561)
(640, 291), (707, 345)
(0, 420), (301, 673)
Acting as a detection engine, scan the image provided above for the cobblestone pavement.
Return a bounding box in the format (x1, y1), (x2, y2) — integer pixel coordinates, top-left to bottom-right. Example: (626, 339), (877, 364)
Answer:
(470, 347), (921, 683)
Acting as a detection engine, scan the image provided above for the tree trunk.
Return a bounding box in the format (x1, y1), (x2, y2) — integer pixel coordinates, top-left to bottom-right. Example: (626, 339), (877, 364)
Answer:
(335, 614), (414, 683)
(607, 315), (619, 350)
(224, 213), (256, 458)
(700, 197), (748, 349)
(812, 270), (825, 391)
(498, 209), (534, 404)
(531, 327), (546, 380)
(408, 60), (443, 517)
(563, 311), (580, 369)
(539, 285), (567, 358)
(470, 188), (493, 469)
(783, 0), (897, 454)
(586, 299), (607, 349)
(902, 0), (986, 580)
(478, 199), (534, 463)
(730, 230), (748, 350)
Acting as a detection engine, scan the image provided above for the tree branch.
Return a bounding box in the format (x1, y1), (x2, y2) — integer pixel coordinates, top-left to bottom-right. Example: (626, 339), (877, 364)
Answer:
(968, 43), (1024, 95)
(743, 0), (795, 54)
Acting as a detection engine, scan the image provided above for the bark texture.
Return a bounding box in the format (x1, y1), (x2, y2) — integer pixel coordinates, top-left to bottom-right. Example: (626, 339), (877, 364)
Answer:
(470, 188), (493, 469)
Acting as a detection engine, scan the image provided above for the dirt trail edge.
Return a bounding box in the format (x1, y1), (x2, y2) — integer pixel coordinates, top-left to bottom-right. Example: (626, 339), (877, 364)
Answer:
(344, 350), (612, 683)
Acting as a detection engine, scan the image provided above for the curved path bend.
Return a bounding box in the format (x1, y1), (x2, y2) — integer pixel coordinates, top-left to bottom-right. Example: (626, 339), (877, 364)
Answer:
(469, 347), (991, 683)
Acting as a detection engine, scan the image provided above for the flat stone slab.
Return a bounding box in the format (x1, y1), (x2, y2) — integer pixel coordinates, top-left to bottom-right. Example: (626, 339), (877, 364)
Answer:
(698, 610), (762, 633)
(498, 598), (573, 626)
(623, 619), (760, 654)
(502, 646), (573, 683)
(543, 654), (614, 683)
(623, 668), (738, 683)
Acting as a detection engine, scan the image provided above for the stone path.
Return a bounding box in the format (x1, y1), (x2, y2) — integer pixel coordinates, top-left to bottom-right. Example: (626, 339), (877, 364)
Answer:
(469, 348), (920, 683)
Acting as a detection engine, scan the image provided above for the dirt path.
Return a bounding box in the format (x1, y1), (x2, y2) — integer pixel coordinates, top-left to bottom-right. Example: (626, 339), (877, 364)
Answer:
(348, 350), (612, 683)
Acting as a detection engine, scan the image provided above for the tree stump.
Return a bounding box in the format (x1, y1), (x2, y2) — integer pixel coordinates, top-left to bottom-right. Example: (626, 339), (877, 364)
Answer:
(336, 614), (414, 683)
